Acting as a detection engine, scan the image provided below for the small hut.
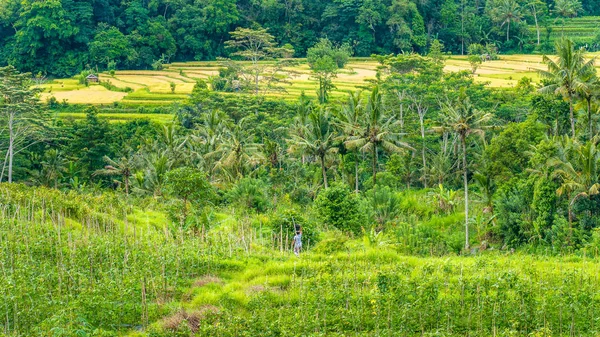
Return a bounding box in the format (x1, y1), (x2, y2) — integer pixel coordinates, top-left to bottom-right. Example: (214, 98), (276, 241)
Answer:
(86, 74), (99, 83)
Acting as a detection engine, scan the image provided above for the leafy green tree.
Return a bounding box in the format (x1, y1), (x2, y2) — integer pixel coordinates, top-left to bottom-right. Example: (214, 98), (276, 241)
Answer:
(68, 107), (112, 177)
(0, 66), (44, 183)
(434, 93), (494, 250)
(165, 167), (213, 224)
(225, 178), (270, 212)
(467, 44), (484, 74)
(528, 0), (547, 45)
(538, 38), (596, 137)
(89, 25), (135, 70)
(307, 38), (351, 103)
(314, 183), (366, 235)
(225, 27), (282, 95)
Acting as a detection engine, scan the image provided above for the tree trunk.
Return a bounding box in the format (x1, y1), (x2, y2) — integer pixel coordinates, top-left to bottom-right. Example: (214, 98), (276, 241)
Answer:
(588, 98), (593, 138)
(182, 196), (188, 225)
(506, 20), (510, 42)
(124, 175), (130, 195)
(8, 112), (14, 183)
(320, 155), (328, 188)
(419, 113), (427, 188)
(569, 96), (576, 138)
(532, 5), (540, 45)
(354, 151), (359, 193)
(372, 145), (378, 185)
(462, 136), (469, 251)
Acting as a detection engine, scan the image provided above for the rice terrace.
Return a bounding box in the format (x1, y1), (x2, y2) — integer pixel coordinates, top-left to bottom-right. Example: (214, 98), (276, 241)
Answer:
(3, 0), (600, 336)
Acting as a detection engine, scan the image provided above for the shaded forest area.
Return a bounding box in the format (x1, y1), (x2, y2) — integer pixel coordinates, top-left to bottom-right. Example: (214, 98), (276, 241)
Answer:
(1, 0), (599, 76)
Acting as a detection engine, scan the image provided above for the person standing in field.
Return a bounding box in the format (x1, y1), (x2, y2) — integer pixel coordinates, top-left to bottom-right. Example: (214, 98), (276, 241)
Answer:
(292, 227), (302, 257)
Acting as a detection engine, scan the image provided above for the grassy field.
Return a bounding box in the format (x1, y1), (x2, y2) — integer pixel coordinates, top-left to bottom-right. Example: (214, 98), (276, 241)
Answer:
(5, 183), (600, 337)
(39, 53), (600, 123)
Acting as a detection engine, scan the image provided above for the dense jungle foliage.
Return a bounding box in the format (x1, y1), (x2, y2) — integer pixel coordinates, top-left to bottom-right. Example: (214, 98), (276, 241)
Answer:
(3, 29), (600, 335)
(1, 0), (600, 76)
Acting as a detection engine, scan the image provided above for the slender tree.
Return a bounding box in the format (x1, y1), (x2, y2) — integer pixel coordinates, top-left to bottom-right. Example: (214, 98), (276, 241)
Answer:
(346, 86), (412, 185)
(93, 155), (137, 195)
(289, 107), (338, 188)
(0, 66), (44, 183)
(434, 94), (494, 250)
(335, 91), (365, 192)
(489, 0), (523, 42)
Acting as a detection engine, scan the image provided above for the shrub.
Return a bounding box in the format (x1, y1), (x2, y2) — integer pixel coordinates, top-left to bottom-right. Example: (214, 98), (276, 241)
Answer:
(225, 178), (270, 213)
(314, 183), (366, 235)
(165, 167), (213, 224)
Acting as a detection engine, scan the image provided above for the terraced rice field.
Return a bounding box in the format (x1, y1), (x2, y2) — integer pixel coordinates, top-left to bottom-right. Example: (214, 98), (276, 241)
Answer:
(528, 16), (600, 45)
(40, 53), (600, 115)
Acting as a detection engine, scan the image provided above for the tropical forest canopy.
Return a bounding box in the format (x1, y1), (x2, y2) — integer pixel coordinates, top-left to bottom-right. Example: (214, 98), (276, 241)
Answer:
(1, 0), (600, 76)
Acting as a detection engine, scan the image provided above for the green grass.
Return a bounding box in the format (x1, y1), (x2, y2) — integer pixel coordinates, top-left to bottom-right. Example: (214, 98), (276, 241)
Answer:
(5, 184), (600, 337)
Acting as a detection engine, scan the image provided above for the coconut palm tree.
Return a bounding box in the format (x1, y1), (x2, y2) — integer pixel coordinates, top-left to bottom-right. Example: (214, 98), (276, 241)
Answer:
(576, 72), (599, 138)
(345, 86), (412, 185)
(491, 0), (523, 42)
(208, 118), (264, 180)
(41, 149), (68, 189)
(553, 0), (582, 34)
(434, 94), (494, 250)
(335, 90), (365, 192)
(135, 151), (172, 197)
(549, 137), (600, 241)
(93, 154), (137, 195)
(288, 107), (337, 188)
(289, 92), (314, 165)
(538, 38), (596, 137)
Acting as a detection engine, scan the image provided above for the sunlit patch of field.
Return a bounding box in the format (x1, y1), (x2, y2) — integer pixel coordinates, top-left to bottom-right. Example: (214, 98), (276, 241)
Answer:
(43, 54), (600, 105)
(41, 85), (129, 104)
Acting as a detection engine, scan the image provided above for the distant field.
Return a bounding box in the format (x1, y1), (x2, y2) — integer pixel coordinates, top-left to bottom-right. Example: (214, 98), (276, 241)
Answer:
(39, 53), (600, 120)
(528, 16), (600, 45)
(57, 112), (175, 123)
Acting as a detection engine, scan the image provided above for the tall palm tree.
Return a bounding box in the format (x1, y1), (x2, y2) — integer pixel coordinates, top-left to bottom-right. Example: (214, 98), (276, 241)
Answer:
(553, 0), (582, 34)
(93, 154), (137, 195)
(492, 0), (523, 42)
(346, 86), (412, 185)
(41, 149), (67, 189)
(289, 107), (337, 188)
(576, 72), (599, 138)
(538, 38), (596, 137)
(434, 94), (493, 250)
(549, 138), (600, 241)
(189, 110), (229, 175)
(135, 151), (172, 197)
(289, 93), (314, 165)
(335, 90), (365, 192)
(208, 118), (264, 180)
